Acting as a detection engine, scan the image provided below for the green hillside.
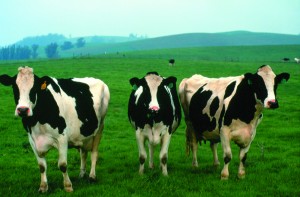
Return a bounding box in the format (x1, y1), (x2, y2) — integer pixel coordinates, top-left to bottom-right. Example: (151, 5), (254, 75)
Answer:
(60, 31), (300, 58)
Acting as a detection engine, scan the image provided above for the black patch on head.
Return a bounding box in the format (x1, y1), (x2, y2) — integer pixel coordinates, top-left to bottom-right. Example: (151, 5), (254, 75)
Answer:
(210, 96), (219, 117)
(128, 73), (181, 134)
(57, 78), (98, 137)
(146, 71), (159, 76)
(22, 76), (66, 134)
(189, 85), (217, 140)
(224, 81), (236, 100)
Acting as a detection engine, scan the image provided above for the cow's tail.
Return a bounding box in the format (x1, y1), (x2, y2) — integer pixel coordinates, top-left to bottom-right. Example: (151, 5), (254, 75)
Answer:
(185, 120), (194, 156)
(178, 78), (194, 156)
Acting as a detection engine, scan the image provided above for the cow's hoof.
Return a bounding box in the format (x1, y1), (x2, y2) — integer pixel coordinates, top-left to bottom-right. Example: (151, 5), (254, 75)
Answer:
(89, 176), (97, 182)
(238, 172), (246, 179)
(221, 174), (229, 180)
(38, 183), (48, 193)
(64, 186), (73, 192)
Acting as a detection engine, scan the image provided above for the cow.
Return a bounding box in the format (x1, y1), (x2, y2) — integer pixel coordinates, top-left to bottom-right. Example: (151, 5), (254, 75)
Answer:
(128, 72), (181, 176)
(169, 59), (175, 66)
(294, 58), (300, 63)
(178, 65), (289, 180)
(0, 66), (110, 192)
(282, 58), (290, 62)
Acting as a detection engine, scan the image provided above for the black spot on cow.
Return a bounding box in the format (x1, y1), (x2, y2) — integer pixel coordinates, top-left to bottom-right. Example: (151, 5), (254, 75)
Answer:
(224, 81), (236, 99)
(210, 96), (219, 117)
(189, 85), (217, 140)
(224, 74), (257, 125)
(57, 79), (98, 137)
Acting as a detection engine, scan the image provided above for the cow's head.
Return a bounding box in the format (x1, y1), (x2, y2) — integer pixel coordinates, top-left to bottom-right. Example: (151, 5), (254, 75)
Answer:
(245, 65), (290, 109)
(0, 66), (44, 117)
(129, 72), (177, 115)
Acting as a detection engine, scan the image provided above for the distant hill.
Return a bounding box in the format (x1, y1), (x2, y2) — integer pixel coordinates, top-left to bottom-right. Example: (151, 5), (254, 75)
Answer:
(14, 34), (146, 46)
(62, 31), (300, 58)
(10, 31), (300, 58)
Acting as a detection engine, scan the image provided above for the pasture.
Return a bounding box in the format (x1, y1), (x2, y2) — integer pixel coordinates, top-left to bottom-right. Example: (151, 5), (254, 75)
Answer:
(0, 47), (299, 196)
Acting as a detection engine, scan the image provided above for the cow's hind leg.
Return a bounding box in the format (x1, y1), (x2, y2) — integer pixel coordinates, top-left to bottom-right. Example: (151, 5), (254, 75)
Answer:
(79, 149), (88, 178)
(210, 142), (220, 167)
(160, 132), (172, 176)
(136, 129), (147, 174)
(238, 149), (248, 179)
(89, 129), (103, 181)
(149, 143), (154, 169)
(220, 127), (232, 180)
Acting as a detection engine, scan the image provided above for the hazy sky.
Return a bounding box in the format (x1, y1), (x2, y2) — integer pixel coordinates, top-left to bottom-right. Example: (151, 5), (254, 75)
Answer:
(1, 0), (299, 46)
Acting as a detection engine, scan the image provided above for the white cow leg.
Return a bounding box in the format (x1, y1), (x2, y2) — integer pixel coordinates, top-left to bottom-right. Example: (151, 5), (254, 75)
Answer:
(58, 141), (73, 192)
(148, 143), (154, 169)
(29, 135), (48, 193)
(238, 148), (248, 179)
(136, 129), (147, 174)
(160, 132), (171, 176)
(89, 131), (102, 181)
(79, 149), (87, 178)
(38, 157), (48, 193)
(220, 127), (232, 180)
(210, 142), (220, 167)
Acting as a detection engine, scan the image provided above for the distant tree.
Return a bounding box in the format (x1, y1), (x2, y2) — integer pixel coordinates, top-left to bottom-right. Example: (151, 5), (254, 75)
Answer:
(45, 43), (59, 58)
(32, 44), (39, 59)
(61, 41), (74, 50)
(76, 38), (85, 48)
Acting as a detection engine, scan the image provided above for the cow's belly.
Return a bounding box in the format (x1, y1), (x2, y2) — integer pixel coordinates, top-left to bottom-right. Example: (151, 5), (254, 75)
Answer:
(142, 122), (169, 145)
(29, 123), (97, 156)
(202, 129), (220, 142)
(228, 119), (254, 148)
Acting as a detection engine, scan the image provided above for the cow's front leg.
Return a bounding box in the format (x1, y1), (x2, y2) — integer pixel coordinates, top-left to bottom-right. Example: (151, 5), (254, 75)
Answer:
(220, 127), (232, 180)
(58, 138), (73, 192)
(210, 142), (220, 167)
(136, 129), (147, 174)
(160, 132), (172, 176)
(29, 135), (48, 193)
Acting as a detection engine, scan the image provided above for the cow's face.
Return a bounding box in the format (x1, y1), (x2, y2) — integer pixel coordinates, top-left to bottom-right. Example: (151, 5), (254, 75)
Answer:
(0, 66), (38, 117)
(246, 65), (290, 109)
(129, 72), (177, 116)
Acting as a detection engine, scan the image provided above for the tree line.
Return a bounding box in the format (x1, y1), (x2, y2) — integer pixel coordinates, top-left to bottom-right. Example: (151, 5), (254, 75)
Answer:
(0, 38), (85, 60)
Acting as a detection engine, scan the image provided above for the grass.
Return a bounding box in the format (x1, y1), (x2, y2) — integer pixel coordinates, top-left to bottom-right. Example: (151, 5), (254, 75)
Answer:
(0, 47), (299, 196)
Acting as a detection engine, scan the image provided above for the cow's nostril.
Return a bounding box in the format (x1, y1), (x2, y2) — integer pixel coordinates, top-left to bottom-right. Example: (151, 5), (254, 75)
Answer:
(149, 106), (160, 112)
(17, 107), (29, 117)
(267, 100), (278, 109)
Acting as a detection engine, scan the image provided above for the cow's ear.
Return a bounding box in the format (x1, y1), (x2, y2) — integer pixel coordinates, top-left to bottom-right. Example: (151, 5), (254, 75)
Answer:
(276, 73), (290, 84)
(165, 76), (177, 89)
(244, 73), (254, 85)
(130, 77), (139, 90)
(0, 74), (15, 86)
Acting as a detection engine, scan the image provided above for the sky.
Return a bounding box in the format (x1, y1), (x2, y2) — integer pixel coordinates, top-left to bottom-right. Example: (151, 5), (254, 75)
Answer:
(1, 0), (300, 46)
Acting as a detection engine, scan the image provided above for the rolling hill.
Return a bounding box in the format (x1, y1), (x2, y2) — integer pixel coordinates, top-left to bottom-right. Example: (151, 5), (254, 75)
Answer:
(62, 31), (300, 58)
(9, 31), (300, 58)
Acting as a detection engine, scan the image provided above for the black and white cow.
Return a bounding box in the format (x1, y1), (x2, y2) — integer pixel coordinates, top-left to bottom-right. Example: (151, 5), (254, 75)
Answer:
(128, 72), (181, 175)
(179, 65), (289, 179)
(0, 66), (110, 192)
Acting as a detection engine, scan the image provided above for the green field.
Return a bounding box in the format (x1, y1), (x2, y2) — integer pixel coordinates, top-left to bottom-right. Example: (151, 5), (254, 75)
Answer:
(0, 46), (299, 196)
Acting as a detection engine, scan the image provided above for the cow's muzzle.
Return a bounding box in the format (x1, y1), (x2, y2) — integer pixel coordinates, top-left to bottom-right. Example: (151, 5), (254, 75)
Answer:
(267, 100), (279, 109)
(17, 107), (30, 117)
